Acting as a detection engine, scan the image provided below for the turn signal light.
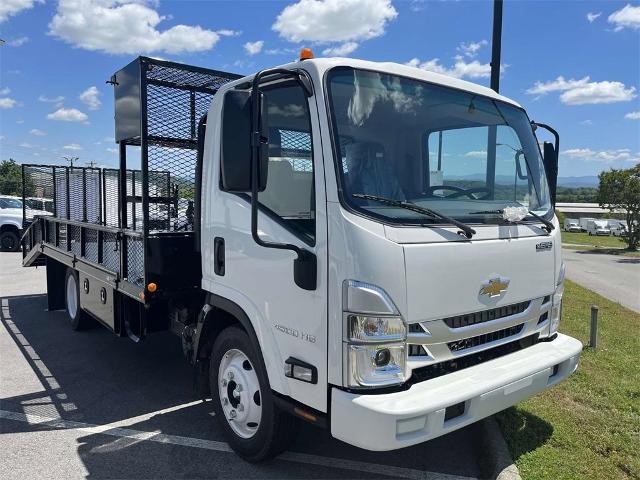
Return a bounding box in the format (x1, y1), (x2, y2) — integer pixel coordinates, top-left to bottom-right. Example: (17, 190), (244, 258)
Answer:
(300, 47), (314, 60)
(147, 282), (157, 293)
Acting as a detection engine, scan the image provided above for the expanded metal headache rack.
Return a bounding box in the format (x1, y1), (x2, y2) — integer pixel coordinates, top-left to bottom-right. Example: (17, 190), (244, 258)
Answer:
(22, 57), (242, 300)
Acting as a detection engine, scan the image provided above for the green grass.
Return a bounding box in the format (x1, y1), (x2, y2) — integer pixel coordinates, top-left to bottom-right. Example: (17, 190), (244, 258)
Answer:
(496, 280), (640, 480)
(561, 230), (630, 249)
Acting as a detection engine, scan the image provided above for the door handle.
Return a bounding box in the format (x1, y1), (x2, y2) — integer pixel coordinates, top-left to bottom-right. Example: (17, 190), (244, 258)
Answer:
(214, 237), (225, 276)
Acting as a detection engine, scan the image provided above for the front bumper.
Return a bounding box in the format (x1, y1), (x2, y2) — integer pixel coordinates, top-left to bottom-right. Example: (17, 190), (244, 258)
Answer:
(331, 333), (582, 451)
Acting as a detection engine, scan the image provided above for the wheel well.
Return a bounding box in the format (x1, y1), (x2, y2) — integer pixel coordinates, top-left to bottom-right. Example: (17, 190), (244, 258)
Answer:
(1, 224), (20, 234)
(196, 305), (243, 359)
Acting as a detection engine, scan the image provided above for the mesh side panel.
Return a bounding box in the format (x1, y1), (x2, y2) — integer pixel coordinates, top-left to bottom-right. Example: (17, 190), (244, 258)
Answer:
(68, 168), (85, 221)
(33, 220), (43, 244)
(146, 62), (238, 90)
(125, 170), (143, 231)
(69, 224), (81, 255)
(46, 220), (55, 244)
(54, 167), (68, 219)
(148, 146), (195, 232)
(147, 85), (194, 139)
(280, 129), (313, 172)
(84, 229), (98, 263)
(126, 237), (144, 286)
(102, 231), (119, 274)
(85, 168), (102, 224)
(59, 223), (67, 249)
(103, 169), (120, 227)
(22, 165), (55, 223)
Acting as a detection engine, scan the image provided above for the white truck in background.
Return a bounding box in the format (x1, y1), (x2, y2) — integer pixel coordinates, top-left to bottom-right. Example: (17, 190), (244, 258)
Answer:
(21, 54), (582, 461)
(587, 219), (611, 236)
(563, 218), (581, 232)
(579, 217), (596, 232)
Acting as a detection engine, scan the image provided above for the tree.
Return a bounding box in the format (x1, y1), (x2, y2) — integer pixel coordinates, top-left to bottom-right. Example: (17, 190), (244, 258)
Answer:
(598, 164), (640, 250)
(0, 159), (22, 196)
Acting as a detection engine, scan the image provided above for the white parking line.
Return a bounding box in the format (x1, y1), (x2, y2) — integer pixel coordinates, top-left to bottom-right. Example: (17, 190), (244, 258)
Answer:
(0, 409), (477, 480)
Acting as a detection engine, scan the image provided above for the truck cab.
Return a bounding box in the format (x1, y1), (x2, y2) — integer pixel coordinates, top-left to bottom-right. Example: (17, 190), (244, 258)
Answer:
(198, 56), (581, 455)
(20, 54), (582, 461)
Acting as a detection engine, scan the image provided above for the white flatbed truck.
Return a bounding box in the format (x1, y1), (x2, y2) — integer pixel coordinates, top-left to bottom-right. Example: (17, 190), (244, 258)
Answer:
(21, 53), (582, 461)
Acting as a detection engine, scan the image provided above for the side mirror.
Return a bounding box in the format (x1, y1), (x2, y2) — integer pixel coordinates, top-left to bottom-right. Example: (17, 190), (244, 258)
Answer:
(221, 90), (268, 192)
(542, 141), (558, 205)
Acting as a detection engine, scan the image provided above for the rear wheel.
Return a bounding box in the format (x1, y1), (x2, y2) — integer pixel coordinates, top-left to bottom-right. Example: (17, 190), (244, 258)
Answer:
(65, 269), (91, 330)
(210, 326), (298, 462)
(0, 230), (20, 252)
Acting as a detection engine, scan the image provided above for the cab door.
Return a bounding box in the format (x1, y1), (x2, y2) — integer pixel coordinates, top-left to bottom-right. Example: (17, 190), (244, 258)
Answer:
(203, 79), (328, 412)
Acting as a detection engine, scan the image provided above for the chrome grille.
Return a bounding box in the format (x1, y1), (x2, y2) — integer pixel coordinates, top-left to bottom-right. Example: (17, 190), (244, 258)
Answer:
(447, 324), (525, 352)
(443, 301), (530, 328)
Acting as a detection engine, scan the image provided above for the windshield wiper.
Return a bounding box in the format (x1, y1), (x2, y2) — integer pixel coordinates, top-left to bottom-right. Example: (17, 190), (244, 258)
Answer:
(352, 193), (476, 238)
(469, 209), (555, 233)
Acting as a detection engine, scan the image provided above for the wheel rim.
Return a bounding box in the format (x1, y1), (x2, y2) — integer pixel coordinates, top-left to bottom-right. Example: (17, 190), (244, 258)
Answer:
(218, 348), (262, 439)
(1, 235), (16, 250)
(66, 274), (78, 319)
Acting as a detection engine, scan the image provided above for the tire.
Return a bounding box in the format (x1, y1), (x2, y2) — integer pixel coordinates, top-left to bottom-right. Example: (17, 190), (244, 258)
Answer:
(210, 326), (298, 462)
(0, 230), (20, 252)
(64, 268), (91, 330)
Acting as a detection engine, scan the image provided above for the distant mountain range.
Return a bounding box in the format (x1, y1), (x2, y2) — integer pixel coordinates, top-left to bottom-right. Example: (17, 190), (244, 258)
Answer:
(557, 176), (599, 187)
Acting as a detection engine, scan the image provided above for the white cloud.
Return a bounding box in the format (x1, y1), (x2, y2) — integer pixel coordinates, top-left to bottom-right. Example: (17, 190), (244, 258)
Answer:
(625, 111), (640, 120)
(79, 86), (102, 110)
(19, 142), (34, 148)
(608, 4), (640, 31)
(265, 47), (297, 55)
(465, 150), (487, 158)
(273, 0), (397, 43)
(217, 29), (241, 37)
(580, 119), (593, 126)
(586, 12), (601, 23)
(30, 129), (46, 136)
(7, 36), (29, 47)
(0, 87), (10, 95)
(0, 0), (42, 23)
(38, 95), (65, 103)
(526, 76), (636, 105)
(0, 97), (18, 109)
(106, 147), (119, 153)
(563, 148), (640, 163)
(406, 57), (502, 79)
(49, 0), (221, 55)
(47, 107), (88, 122)
(457, 40), (488, 58)
(322, 42), (358, 56)
(64, 143), (82, 151)
(244, 40), (264, 55)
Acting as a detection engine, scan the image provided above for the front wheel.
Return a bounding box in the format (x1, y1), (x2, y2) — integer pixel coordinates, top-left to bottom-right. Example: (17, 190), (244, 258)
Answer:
(0, 230), (20, 252)
(210, 326), (298, 462)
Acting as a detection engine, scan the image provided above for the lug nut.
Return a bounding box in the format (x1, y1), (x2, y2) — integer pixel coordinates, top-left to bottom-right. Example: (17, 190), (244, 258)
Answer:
(230, 410), (237, 418)
(228, 371), (234, 380)
(222, 398), (229, 406)
(238, 404), (244, 412)
(235, 384), (243, 392)
(222, 379), (228, 387)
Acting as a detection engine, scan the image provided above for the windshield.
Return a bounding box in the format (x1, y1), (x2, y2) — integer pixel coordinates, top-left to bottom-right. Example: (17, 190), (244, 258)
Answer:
(326, 67), (552, 225)
(0, 197), (23, 209)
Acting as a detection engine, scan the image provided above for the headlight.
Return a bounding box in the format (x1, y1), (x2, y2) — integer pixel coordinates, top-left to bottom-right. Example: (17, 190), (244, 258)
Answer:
(343, 281), (408, 388)
(347, 314), (406, 343)
(550, 263), (565, 335)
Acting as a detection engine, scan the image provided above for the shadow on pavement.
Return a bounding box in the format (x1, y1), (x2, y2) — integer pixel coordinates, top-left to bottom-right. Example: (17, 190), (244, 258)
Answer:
(494, 406), (553, 462)
(1, 293), (487, 479)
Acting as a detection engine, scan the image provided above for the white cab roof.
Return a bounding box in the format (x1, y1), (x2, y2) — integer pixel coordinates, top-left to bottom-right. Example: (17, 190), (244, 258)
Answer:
(228, 57), (523, 109)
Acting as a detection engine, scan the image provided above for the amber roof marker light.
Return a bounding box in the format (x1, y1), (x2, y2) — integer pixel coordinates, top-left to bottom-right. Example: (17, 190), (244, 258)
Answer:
(299, 48), (314, 60)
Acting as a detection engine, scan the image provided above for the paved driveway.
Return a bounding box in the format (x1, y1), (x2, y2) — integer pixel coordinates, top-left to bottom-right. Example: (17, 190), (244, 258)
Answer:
(562, 248), (640, 312)
(0, 252), (488, 480)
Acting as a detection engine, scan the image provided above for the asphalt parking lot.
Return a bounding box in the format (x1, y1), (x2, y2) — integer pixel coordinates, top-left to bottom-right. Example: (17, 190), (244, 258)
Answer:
(0, 252), (490, 480)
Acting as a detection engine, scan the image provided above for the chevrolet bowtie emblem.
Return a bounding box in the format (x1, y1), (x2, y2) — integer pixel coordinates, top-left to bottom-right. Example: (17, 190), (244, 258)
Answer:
(479, 277), (510, 298)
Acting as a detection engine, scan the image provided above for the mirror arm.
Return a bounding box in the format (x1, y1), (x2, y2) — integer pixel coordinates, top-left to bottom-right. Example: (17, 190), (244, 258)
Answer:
(249, 69), (317, 290)
(531, 121), (560, 156)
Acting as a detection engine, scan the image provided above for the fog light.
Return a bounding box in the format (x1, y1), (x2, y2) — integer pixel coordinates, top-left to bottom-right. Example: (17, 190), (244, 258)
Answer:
(374, 348), (391, 367)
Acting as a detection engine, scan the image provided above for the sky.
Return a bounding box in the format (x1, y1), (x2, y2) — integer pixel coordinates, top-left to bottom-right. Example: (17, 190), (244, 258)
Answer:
(0, 0), (638, 178)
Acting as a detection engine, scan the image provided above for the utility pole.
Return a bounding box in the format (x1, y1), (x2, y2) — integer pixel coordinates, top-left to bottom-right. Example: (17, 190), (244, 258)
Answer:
(490, 0), (503, 93)
(86, 160), (98, 168)
(62, 156), (79, 167)
(486, 0), (504, 198)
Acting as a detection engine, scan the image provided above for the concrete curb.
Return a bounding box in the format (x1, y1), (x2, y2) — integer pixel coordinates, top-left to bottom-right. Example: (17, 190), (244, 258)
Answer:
(480, 417), (522, 480)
